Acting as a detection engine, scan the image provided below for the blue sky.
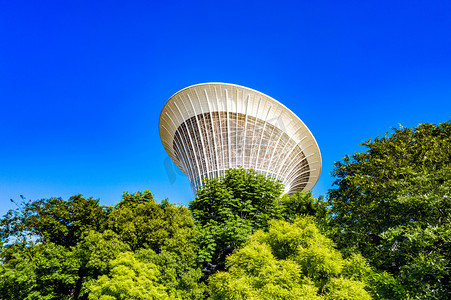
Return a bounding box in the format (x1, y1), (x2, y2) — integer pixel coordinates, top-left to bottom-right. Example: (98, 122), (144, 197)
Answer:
(1, 0), (450, 216)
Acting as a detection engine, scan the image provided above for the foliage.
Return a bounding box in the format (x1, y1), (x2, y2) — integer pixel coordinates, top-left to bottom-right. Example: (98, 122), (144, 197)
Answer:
(209, 217), (377, 299)
(324, 277), (371, 300)
(8, 124), (448, 300)
(135, 248), (205, 299)
(0, 195), (110, 247)
(88, 251), (171, 300)
(0, 192), (204, 299)
(108, 191), (197, 260)
(328, 121), (451, 298)
(342, 253), (403, 299)
(78, 230), (130, 275)
(279, 191), (328, 221)
(191, 168), (283, 228)
(108, 191), (204, 299)
(190, 167), (284, 272)
(0, 195), (115, 299)
(0, 242), (80, 299)
(0, 230), (133, 299)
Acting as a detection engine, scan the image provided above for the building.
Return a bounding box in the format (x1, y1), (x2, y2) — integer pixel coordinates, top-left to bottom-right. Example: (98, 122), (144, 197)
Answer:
(159, 83), (321, 195)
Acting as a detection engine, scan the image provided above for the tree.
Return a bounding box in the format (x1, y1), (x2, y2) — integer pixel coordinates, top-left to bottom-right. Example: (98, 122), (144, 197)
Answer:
(88, 252), (171, 300)
(189, 167), (284, 273)
(328, 121), (451, 298)
(190, 168), (328, 275)
(0, 195), (110, 247)
(0, 242), (80, 300)
(0, 192), (204, 299)
(279, 191), (329, 231)
(0, 230), (132, 300)
(107, 191), (205, 299)
(108, 191), (196, 254)
(209, 217), (391, 299)
(0, 195), (113, 299)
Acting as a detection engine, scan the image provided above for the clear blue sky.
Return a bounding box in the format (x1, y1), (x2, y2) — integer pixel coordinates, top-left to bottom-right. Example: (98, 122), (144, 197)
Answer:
(1, 0), (450, 216)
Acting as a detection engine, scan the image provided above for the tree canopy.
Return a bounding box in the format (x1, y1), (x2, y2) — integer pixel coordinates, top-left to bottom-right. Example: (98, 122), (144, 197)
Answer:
(189, 167), (326, 274)
(328, 121), (451, 298)
(209, 217), (397, 299)
(1, 195), (110, 247)
(1, 120), (450, 299)
(0, 192), (204, 300)
(189, 167), (284, 273)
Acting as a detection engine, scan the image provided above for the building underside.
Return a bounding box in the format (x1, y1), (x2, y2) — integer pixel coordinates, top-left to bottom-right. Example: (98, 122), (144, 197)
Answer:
(159, 83), (321, 195)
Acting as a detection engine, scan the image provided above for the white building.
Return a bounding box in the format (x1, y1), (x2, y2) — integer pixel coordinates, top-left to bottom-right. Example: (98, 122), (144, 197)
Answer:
(159, 83), (321, 195)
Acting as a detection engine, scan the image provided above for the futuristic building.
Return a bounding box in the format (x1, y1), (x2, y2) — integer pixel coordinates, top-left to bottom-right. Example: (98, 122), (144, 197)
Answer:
(159, 83), (321, 195)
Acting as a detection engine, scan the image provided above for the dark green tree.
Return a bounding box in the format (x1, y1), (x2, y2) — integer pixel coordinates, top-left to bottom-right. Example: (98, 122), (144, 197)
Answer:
(279, 191), (329, 232)
(189, 168), (284, 273)
(0, 195), (116, 299)
(328, 121), (451, 299)
(189, 167), (327, 275)
(0, 195), (110, 247)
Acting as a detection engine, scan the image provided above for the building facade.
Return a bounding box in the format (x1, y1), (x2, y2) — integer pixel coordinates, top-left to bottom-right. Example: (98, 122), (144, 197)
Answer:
(159, 83), (321, 195)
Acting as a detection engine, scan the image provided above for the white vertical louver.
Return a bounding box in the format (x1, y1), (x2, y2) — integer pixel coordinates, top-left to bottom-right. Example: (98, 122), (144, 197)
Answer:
(159, 83), (321, 195)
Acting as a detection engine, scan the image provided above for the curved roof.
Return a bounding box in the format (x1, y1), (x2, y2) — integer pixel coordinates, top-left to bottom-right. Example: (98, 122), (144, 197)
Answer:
(159, 82), (321, 192)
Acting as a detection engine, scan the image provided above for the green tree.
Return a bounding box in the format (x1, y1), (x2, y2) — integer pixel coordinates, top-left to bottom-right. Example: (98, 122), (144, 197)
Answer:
(0, 192), (204, 299)
(189, 168), (284, 273)
(88, 252), (171, 300)
(0, 242), (80, 299)
(108, 191), (204, 299)
(328, 121), (451, 298)
(0, 230), (130, 300)
(0, 195), (114, 299)
(279, 192), (326, 219)
(279, 191), (329, 231)
(190, 168), (328, 275)
(1, 195), (110, 247)
(209, 217), (386, 299)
